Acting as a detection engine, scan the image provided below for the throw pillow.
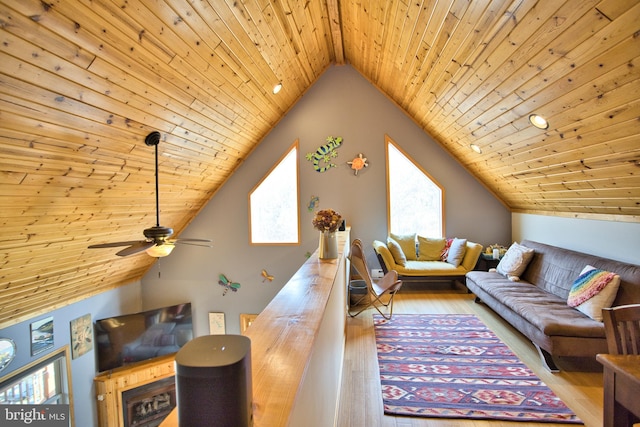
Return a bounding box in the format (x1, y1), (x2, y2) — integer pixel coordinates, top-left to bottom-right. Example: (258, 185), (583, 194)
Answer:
(387, 237), (407, 266)
(568, 265), (620, 321)
(446, 238), (467, 267)
(440, 238), (454, 261)
(417, 236), (446, 261)
(496, 242), (535, 281)
(389, 232), (417, 260)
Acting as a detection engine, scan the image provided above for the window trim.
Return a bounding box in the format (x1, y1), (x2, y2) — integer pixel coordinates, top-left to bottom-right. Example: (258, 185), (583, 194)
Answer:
(385, 134), (445, 237)
(0, 346), (74, 426)
(248, 140), (301, 245)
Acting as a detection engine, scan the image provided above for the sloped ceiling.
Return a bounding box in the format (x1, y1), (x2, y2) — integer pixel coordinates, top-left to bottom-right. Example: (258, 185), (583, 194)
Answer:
(1, 0), (639, 328)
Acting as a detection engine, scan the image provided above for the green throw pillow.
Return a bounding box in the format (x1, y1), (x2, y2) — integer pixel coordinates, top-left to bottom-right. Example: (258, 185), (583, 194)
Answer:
(417, 236), (446, 261)
(387, 237), (407, 266)
(389, 232), (417, 260)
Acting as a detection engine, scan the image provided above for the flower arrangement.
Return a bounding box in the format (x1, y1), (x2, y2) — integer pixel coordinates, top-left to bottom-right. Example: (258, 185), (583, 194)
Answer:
(312, 209), (342, 233)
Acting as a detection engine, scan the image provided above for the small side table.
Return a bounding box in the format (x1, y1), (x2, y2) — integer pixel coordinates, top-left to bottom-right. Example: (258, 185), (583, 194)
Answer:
(475, 253), (502, 271)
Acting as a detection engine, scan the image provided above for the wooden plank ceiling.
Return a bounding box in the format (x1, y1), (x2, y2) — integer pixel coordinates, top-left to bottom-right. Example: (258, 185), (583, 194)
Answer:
(1, 0), (639, 328)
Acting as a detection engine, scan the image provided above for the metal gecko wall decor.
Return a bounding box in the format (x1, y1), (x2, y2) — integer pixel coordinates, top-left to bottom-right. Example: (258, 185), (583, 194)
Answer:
(305, 136), (343, 172)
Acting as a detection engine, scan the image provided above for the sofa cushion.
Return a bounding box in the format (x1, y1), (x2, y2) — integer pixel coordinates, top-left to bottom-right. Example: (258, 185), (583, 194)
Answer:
(394, 260), (467, 277)
(466, 272), (605, 338)
(417, 236), (445, 261)
(568, 265), (620, 321)
(446, 238), (467, 267)
(387, 237), (407, 266)
(496, 242), (535, 280)
(390, 232), (417, 260)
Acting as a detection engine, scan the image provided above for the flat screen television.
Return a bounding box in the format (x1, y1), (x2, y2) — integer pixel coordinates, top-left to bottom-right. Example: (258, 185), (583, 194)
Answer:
(95, 303), (193, 373)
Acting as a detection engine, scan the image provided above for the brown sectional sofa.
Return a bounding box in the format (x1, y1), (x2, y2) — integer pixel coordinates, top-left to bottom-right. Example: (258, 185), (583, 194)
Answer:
(465, 240), (640, 372)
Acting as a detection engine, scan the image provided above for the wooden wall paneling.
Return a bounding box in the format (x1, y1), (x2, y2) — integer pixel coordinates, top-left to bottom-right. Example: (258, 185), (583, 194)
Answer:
(489, 122), (640, 175)
(326, 0), (344, 63)
(94, 354), (177, 427)
(595, 0), (639, 21)
(397, 0), (461, 106)
(402, 0), (483, 110)
(430, 0), (539, 127)
(449, 8), (609, 142)
(165, 0), (273, 109)
(0, 3), (95, 68)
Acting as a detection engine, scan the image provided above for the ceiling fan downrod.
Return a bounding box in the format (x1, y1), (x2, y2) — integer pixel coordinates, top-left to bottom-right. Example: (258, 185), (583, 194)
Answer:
(143, 132), (173, 241)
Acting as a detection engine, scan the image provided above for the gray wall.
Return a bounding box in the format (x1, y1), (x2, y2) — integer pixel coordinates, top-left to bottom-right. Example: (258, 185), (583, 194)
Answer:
(513, 213), (640, 265)
(0, 282), (142, 427)
(140, 65), (512, 335)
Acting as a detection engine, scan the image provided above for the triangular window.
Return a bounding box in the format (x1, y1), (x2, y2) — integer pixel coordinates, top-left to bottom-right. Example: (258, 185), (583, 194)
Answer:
(386, 135), (444, 237)
(249, 141), (300, 244)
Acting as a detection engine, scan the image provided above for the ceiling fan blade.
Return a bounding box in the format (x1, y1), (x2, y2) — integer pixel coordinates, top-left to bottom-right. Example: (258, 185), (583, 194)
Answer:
(173, 238), (213, 248)
(116, 241), (156, 256)
(88, 240), (147, 249)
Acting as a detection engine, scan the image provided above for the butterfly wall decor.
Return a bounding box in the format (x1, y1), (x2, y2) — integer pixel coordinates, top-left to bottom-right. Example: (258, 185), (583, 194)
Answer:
(261, 269), (274, 282)
(218, 274), (241, 296)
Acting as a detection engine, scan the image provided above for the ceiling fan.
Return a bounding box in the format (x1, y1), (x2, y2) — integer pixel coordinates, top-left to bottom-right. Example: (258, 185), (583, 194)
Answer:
(88, 131), (212, 257)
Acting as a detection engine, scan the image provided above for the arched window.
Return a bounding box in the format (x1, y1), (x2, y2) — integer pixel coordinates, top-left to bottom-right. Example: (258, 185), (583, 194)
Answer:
(386, 135), (444, 237)
(249, 141), (300, 244)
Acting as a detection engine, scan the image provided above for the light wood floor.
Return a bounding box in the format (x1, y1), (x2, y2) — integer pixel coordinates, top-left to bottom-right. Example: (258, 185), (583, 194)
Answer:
(337, 283), (604, 427)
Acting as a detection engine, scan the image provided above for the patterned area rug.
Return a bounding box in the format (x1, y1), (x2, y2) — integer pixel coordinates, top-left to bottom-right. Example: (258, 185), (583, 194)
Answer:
(374, 314), (582, 423)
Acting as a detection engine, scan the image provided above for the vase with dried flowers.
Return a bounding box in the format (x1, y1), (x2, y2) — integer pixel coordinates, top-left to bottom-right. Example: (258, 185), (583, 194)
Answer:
(312, 209), (342, 259)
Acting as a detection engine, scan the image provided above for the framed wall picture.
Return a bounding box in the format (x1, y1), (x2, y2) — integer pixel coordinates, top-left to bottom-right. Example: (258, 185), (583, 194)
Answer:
(0, 338), (16, 373)
(70, 313), (93, 359)
(30, 316), (54, 356)
(240, 314), (258, 333)
(209, 312), (225, 335)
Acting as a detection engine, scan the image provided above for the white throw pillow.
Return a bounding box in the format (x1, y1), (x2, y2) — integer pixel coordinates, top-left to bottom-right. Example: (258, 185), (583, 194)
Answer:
(496, 242), (534, 281)
(446, 238), (467, 267)
(568, 265), (620, 321)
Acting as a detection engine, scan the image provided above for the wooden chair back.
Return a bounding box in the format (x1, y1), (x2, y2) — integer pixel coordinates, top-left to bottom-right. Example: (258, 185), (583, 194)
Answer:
(602, 304), (640, 355)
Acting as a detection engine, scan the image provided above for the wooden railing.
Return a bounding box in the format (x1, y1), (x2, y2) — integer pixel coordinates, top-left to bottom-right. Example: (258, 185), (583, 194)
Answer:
(161, 229), (350, 427)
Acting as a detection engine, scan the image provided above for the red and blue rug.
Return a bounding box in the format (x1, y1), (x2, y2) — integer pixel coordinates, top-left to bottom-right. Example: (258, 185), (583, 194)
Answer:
(374, 314), (582, 423)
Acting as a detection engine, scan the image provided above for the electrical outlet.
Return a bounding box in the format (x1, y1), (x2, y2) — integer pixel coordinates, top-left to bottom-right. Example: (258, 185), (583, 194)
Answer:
(371, 269), (384, 279)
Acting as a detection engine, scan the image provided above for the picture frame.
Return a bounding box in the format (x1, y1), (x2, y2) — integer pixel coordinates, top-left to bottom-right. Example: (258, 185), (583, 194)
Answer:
(240, 314), (258, 333)
(0, 338), (16, 373)
(70, 313), (93, 359)
(30, 316), (54, 356)
(209, 312), (225, 335)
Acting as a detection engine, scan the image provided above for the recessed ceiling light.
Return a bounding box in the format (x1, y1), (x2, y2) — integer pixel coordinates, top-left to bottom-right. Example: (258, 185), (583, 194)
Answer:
(528, 114), (549, 130)
(272, 82), (282, 94)
(470, 144), (482, 154)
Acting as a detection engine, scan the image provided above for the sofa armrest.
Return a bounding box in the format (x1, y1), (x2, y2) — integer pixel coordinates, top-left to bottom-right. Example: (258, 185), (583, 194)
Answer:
(372, 240), (396, 273)
(460, 242), (483, 272)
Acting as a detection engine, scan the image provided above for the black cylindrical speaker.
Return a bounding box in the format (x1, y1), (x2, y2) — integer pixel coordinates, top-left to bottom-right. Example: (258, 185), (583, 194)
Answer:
(175, 334), (252, 427)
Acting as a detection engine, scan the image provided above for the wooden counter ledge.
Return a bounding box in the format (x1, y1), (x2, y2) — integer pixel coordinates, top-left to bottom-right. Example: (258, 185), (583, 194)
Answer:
(161, 229), (350, 427)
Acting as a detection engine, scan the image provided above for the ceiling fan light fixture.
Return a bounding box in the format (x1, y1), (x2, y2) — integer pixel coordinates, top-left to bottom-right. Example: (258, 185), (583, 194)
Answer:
(528, 114), (549, 130)
(146, 243), (175, 258)
(272, 82), (282, 94)
(470, 144), (482, 154)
